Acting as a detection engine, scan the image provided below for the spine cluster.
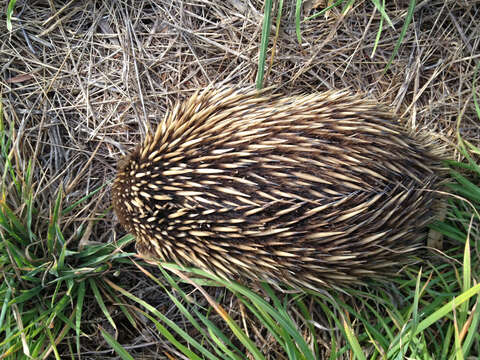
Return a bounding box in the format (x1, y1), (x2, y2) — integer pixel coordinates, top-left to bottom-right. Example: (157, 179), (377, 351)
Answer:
(112, 87), (441, 289)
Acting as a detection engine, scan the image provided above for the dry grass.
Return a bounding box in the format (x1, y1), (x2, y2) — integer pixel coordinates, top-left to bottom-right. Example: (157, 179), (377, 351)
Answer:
(1, 0), (479, 358)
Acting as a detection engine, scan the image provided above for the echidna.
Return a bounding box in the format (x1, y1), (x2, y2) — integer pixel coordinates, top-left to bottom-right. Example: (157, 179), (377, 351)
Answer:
(112, 87), (443, 290)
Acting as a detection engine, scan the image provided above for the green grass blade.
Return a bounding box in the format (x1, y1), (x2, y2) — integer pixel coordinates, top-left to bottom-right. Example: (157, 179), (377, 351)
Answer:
(156, 267), (231, 355)
(88, 279), (117, 335)
(207, 327), (243, 360)
(9, 286), (43, 305)
(45, 326), (61, 360)
(461, 297), (480, 357)
(453, 308), (464, 360)
(0, 280), (12, 329)
(265, 0), (283, 80)
(449, 171), (480, 202)
(256, 0), (273, 89)
(75, 280), (85, 356)
(369, 0), (394, 28)
(371, 0), (385, 57)
(441, 324), (454, 360)
(62, 183), (108, 215)
(99, 326), (135, 360)
(384, 0), (416, 71)
(407, 268), (423, 359)
(196, 311), (243, 358)
(136, 309), (206, 360)
(165, 267), (266, 359)
(295, 0), (302, 46)
(261, 283), (315, 359)
(48, 188), (63, 253)
(0, 201), (28, 241)
(25, 185), (35, 243)
(472, 61), (480, 117)
(6, 0), (18, 31)
(341, 0), (355, 14)
(342, 314), (366, 360)
(429, 221), (467, 243)
(203, 295), (266, 359)
(462, 232), (471, 316)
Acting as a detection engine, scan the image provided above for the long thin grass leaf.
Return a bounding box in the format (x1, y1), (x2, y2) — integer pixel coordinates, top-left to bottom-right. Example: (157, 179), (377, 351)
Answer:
(99, 326), (135, 360)
(408, 269), (423, 359)
(295, 0), (302, 46)
(6, 0), (17, 31)
(342, 313), (366, 360)
(88, 279), (117, 335)
(0, 280), (12, 329)
(75, 280), (85, 356)
(384, 0), (416, 71)
(256, 0), (273, 89)
(371, 0), (386, 58)
(166, 268), (266, 360)
(62, 183), (107, 215)
(461, 297), (480, 357)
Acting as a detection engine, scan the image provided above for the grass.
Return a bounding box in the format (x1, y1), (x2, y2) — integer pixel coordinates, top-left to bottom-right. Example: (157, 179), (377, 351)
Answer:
(1, 91), (480, 359)
(0, 106), (136, 358)
(256, 0), (416, 88)
(2, 0), (480, 359)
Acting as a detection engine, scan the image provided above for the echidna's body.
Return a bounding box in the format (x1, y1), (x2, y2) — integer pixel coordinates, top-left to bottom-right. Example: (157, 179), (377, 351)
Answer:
(112, 87), (442, 289)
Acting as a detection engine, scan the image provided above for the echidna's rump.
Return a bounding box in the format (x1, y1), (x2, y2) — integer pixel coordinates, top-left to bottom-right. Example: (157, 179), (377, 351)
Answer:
(112, 87), (442, 289)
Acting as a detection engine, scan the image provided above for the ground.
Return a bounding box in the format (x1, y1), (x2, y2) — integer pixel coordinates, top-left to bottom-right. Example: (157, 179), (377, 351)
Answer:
(1, 0), (479, 358)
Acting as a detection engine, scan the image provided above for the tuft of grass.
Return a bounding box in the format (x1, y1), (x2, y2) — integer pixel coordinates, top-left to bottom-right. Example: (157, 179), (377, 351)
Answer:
(103, 234), (479, 359)
(2, 73), (480, 359)
(0, 105), (136, 359)
(90, 73), (480, 358)
(286, 0), (413, 70)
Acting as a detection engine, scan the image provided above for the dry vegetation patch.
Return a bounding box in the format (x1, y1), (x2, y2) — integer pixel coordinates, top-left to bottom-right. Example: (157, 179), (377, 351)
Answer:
(1, 0), (479, 358)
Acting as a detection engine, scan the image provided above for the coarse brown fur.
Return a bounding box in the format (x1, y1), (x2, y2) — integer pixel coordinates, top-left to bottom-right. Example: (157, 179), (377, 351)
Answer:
(112, 87), (443, 290)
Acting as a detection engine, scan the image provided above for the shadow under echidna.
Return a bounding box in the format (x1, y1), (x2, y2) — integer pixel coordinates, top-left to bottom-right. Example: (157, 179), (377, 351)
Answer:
(112, 87), (444, 290)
